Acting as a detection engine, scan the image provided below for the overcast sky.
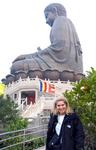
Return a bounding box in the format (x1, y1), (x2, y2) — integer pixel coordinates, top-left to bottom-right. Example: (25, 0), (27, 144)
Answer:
(0, 0), (96, 81)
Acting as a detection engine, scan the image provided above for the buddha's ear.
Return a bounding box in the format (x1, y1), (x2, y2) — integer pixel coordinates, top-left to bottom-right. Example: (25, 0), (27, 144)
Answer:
(52, 6), (58, 16)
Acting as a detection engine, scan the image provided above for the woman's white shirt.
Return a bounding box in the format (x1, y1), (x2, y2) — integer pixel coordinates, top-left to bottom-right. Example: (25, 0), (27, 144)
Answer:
(55, 115), (65, 136)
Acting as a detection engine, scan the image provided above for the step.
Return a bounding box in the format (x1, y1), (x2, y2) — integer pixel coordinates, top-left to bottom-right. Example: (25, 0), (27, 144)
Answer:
(35, 146), (45, 150)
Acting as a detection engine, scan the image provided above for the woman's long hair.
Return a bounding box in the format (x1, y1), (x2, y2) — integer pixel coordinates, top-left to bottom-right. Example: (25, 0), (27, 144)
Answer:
(52, 96), (73, 115)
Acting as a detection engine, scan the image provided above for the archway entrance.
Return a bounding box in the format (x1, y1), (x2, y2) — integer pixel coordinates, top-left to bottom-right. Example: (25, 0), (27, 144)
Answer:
(21, 91), (35, 105)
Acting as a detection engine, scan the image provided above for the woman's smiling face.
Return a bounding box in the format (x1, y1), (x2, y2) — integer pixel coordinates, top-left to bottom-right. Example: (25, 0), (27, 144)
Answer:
(56, 100), (67, 115)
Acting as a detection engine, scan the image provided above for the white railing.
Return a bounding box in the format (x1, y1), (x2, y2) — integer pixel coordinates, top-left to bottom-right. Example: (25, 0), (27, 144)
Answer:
(5, 77), (73, 95)
(17, 98), (28, 111)
(0, 123), (48, 150)
(21, 99), (45, 118)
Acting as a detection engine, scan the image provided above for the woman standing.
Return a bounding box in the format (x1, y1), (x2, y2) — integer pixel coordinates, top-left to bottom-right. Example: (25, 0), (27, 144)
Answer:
(46, 96), (85, 150)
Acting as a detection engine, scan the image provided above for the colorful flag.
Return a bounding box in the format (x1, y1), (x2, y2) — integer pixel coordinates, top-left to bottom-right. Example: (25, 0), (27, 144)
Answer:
(39, 80), (42, 92)
(42, 81), (47, 92)
(44, 82), (55, 93)
(48, 83), (55, 93)
(39, 80), (55, 93)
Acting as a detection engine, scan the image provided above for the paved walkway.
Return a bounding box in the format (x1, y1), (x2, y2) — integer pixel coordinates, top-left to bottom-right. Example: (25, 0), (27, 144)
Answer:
(35, 146), (45, 150)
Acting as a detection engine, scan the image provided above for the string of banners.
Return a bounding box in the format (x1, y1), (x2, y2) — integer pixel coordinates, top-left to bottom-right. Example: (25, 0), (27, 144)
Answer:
(39, 80), (55, 93)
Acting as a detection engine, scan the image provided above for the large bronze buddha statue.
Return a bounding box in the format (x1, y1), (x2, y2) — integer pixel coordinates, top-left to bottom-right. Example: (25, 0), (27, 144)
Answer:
(4, 3), (84, 84)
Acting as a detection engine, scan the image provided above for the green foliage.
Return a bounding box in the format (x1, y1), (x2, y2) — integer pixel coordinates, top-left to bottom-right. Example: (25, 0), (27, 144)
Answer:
(25, 137), (45, 150)
(5, 136), (45, 150)
(0, 95), (18, 128)
(0, 95), (28, 149)
(0, 95), (45, 150)
(6, 117), (28, 131)
(64, 67), (96, 148)
(0, 95), (28, 131)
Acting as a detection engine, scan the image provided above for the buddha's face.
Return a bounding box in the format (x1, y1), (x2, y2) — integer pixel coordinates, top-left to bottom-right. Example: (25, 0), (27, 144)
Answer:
(44, 11), (56, 27)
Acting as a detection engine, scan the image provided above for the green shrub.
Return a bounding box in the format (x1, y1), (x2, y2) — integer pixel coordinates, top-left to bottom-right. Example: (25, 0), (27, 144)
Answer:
(64, 68), (96, 149)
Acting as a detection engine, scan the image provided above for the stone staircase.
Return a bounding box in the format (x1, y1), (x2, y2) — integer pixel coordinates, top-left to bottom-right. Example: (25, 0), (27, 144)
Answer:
(20, 96), (55, 119)
(20, 100), (44, 118)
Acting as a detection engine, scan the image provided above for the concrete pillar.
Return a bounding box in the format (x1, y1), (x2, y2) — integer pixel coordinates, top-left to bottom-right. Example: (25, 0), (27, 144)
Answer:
(18, 91), (21, 105)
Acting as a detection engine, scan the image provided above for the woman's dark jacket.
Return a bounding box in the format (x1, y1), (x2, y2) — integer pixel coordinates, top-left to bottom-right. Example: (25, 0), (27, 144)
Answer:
(46, 113), (85, 150)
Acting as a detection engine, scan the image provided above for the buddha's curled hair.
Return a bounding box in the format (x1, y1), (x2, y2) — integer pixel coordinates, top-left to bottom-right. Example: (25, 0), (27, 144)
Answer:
(44, 3), (67, 17)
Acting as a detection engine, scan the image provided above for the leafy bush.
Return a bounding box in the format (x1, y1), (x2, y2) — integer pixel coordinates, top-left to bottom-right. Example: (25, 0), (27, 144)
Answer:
(0, 95), (28, 149)
(0, 95), (28, 131)
(64, 68), (96, 149)
(25, 137), (45, 150)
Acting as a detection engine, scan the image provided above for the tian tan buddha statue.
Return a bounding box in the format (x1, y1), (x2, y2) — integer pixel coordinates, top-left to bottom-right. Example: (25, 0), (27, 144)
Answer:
(3, 3), (84, 84)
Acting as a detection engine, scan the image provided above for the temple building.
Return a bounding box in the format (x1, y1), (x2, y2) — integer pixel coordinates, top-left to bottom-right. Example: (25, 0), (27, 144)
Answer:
(4, 76), (74, 118)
